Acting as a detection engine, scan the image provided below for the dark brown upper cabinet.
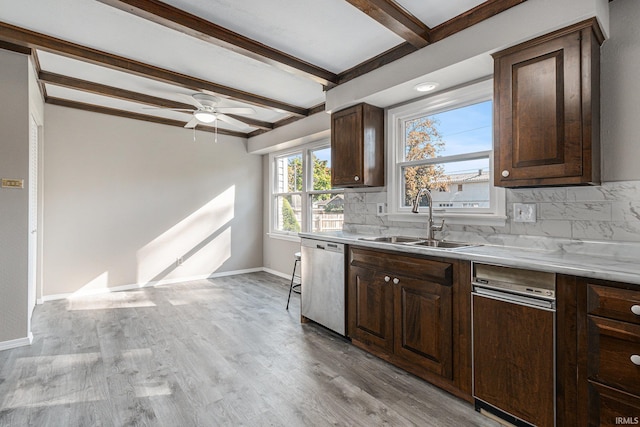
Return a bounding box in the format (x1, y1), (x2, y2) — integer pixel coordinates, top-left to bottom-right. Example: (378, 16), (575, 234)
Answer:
(331, 103), (384, 188)
(493, 19), (604, 188)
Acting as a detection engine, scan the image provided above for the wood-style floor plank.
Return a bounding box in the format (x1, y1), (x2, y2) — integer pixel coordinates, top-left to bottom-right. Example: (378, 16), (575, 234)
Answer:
(0, 272), (498, 426)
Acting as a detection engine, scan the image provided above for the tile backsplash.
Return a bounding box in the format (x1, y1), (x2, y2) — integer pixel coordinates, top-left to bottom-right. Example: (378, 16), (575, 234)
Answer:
(343, 181), (640, 252)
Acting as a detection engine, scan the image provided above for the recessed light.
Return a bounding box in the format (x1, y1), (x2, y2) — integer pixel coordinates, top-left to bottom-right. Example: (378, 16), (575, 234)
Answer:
(414, 82), (440, 92)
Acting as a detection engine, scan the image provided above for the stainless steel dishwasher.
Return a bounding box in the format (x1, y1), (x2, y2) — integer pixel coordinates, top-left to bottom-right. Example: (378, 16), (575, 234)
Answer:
(472, 262), (556, 427)
(300, 238), (345, 336)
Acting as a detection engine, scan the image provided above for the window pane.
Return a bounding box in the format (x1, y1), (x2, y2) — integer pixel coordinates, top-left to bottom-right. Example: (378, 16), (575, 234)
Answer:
(404, 100), (492, 161)
(275, 153), (303, 193)
(402, 158), (490, 208)
(311, 193), (344, 232)
(275, 194), (302, 232)
(310, 147), (333, 191)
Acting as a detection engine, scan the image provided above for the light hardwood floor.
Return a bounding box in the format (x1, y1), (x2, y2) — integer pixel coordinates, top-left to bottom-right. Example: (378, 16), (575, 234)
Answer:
(0, 272), (499, 427)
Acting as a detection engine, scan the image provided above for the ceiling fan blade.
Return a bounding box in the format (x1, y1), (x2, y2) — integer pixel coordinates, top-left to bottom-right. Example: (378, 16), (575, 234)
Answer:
(215, 107), (255, 115)
(215, 113), (249, 129)
(184, 117), (199, 129)
(176, 93), (204, 110)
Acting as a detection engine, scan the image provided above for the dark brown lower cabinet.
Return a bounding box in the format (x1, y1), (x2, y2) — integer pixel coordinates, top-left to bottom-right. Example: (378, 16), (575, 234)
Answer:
(473, 293), (555, 427)
(394, 273), (452, 379)
(347, 247), (470, 400)
(349, 266), (394, 353)
(589, 382), (640, 427)
(576, 277), (640, 426)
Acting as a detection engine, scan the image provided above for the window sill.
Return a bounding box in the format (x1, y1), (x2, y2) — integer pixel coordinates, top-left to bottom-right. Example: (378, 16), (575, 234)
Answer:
(267, 232), (301, 243)
(386, 213), (507, 227)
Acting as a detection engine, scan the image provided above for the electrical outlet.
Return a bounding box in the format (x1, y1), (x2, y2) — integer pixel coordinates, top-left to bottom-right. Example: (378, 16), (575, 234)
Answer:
(376, 203), (386, 216)
(513, 203), (536, 223)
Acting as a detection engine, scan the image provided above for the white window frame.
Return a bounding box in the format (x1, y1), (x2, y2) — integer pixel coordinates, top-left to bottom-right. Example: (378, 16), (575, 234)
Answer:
(386, 79), (506, 226)
(269, 139), (343, 241)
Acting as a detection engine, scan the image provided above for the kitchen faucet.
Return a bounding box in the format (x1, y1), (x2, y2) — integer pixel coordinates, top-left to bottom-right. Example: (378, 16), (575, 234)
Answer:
(411, 188), (445, 241)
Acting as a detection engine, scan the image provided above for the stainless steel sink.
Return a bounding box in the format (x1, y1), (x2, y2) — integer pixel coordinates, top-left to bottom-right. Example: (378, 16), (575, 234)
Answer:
(404, 240), (476, 249)
(358, 236), (478, 249)
(358, 236), (422, 244)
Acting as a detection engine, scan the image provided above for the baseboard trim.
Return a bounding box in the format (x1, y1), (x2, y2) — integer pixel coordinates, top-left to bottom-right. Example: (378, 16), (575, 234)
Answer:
(0, 335), (32, 352)
(42, 267), (266, 302)
(262, 267), (290, 280)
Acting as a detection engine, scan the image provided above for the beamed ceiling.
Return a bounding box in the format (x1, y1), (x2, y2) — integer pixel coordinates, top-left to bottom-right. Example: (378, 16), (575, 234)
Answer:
(0, 0), (528, 138)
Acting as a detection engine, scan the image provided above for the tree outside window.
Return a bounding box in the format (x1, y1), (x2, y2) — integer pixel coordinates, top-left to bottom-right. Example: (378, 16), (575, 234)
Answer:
(271, 144), (343, 235)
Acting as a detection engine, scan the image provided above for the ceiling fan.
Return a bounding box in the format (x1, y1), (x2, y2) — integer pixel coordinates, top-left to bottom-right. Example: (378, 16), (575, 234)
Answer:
(158, 93), (256, 129)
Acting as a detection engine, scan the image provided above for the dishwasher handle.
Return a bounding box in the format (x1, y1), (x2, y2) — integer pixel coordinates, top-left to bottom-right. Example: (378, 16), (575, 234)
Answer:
(473, 285), (556, 311)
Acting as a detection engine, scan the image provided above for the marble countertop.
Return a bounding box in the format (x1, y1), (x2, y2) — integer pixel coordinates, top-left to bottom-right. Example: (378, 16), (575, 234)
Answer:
(298, 231), (640, 286)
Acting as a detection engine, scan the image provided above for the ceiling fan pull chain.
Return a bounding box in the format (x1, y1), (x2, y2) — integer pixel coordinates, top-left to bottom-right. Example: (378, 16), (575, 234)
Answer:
(215, 120), (218, 143)
(193, 127), (196, 142)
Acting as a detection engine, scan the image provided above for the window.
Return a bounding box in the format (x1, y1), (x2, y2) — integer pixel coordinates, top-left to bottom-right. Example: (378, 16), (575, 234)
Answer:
(270, 142), (343, 238)
(387, 80), (505, 224)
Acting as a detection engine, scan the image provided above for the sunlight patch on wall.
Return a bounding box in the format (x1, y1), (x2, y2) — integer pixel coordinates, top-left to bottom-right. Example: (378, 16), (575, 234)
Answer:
(165, 227), (232, 281)
(136, 186), (235, 284)
(66, 271), (112, 299)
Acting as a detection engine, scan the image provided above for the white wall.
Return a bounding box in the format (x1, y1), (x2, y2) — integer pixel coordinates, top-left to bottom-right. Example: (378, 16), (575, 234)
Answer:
(601, 0), (640, 181)
(42, 106), (263, 298)
(0, 49), (29, 344)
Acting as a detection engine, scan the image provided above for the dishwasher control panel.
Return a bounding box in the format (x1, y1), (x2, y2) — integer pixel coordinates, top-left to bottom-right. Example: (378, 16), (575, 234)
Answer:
(472, 262), (556, 300)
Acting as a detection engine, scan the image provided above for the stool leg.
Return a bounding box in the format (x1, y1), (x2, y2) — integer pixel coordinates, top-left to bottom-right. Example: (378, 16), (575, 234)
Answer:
(286, 259), (299, 310)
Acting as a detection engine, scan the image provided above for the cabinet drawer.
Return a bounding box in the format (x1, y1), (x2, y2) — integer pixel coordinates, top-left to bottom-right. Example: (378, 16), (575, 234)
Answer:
(350, 247), (452, 285)
(588, 284), (640, 324)
(588, 381), (640, 427)
(588, 316), (640, 396)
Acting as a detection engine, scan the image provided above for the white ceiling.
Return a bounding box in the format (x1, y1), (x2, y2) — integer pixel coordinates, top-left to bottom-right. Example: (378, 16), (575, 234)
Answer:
(395, 0), (486, 27)
(0, 0), (524, 136)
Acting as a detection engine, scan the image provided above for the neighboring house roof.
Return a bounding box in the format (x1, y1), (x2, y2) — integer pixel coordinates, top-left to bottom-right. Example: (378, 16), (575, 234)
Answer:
(433, 170), (490, 185)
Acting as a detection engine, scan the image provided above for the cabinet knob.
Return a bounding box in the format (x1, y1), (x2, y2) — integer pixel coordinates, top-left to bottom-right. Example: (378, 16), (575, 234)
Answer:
(632, 305), (640, 315)
(384, 276), (390, 282)
(501, 170), (510, 178)
(393, 278), (400, 285)
(354, 175), (360, 182)
(631, 355), (640, 366)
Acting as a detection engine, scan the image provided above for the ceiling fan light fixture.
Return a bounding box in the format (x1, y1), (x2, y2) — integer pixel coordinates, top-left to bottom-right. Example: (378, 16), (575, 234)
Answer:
(194, 111), (216, 123)
(414, 82), (440, 92)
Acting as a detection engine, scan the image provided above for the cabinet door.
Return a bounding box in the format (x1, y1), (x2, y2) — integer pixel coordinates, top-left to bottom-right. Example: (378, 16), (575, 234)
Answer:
(495, 30), (583, 185)
(493, 20), (602, 187)
(588, 382), (640, 427)
(393, 275), (452, 379)
(473, 294), (555, 427)
(348, 265), (394, 352)
(331, 105), (363, 186)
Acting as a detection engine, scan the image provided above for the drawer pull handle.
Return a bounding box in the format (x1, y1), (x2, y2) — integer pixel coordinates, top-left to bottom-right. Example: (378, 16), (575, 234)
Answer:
(631, 355), (640, 366)
(384, 276), (390, 283)
(632, 305), (640, 315)
(393, 278), (400, 285)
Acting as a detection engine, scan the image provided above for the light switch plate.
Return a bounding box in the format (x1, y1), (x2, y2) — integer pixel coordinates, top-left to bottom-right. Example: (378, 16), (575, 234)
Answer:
(513, 203), (536, 223)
